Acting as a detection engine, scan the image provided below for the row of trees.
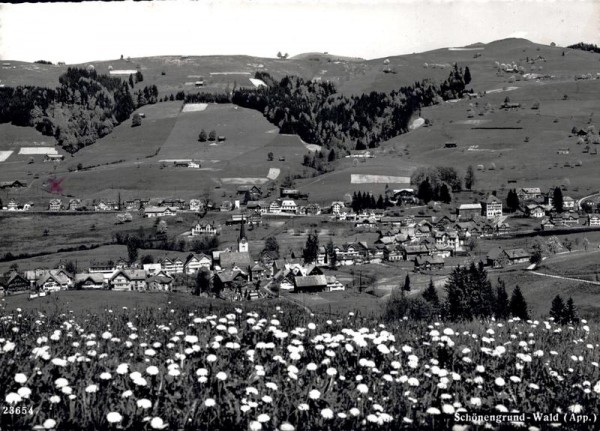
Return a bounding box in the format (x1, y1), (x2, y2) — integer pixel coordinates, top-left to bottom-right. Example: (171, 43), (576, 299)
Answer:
(351, 191), (393, 213)
(416, 178), (452, 204)
(386, 263), (529, 322)
(232, 65), (471, 154)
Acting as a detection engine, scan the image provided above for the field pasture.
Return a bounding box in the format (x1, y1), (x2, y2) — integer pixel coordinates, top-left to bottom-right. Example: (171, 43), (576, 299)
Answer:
(382, 77), (600, 197)
(1, 294), (600, 430)
(0, 151), (13, 162)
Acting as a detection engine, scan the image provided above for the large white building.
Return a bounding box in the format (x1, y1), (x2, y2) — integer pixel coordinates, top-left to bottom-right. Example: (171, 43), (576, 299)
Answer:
(481, 195), (503, 219)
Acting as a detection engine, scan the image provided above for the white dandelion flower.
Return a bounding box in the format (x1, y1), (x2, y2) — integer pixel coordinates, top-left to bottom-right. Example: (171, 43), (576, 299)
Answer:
(106, 412), (123, 423)
(43, 419), (57, 429)
(321, 408), (334, 419)
(137, 399), (152, 409)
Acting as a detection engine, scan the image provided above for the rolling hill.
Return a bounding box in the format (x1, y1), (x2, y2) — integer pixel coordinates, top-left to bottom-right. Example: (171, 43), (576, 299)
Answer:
(2, 38), (600, 205)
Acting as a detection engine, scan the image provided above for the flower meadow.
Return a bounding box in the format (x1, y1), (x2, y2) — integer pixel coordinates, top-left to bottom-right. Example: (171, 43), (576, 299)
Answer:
(1, 300), (600, 431)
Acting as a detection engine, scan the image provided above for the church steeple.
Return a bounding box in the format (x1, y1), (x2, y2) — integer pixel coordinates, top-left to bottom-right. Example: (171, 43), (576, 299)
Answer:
(238, 218), (248, 253)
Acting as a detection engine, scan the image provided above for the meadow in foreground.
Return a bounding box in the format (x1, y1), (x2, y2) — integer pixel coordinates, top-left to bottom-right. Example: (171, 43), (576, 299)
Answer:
(0, 298), (599, 431)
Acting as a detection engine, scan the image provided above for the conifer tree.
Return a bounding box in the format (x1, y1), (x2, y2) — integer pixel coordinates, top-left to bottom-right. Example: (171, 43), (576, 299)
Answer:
(402, 274), (411, 292)
(509, 285), (529, 320)
(422, 278), (439, 307)
(563, 297), (578, 325)
(549, 294), (565, 322)
(494, 279), (510, 319)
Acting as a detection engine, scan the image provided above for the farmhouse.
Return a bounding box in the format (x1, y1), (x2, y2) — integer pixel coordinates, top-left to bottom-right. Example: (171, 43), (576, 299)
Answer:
(294, 275), (328, 293)
(280, 200), (298, 214)
(48, 199), (62, 211)
(526, 204), (546, 218)
(144, 206), (178, 218)
(68, 199), (82, 211)
(74, 273), (105, 289)
(269, 200), (282, 214)
(6, 200), (18, 211)
(414, 255), (445, 271)
(330, 201), (345, 215)
(220, 201), (233, 212)
(191, 222), (218, 236)
(481, 195), (503, 219)
(486, 247), (506, 268)
(36, 269), (74, 291)
(214, 270), (248, 291)
(109, 270), (147, 291)
(457, 203), (482, 220)
(94, 201), (117, 211)
(326, 276), (345, 291)
(0, 180), (27, 189)
(280, 189), (308, 199)
(189, 199), (204, 212)
(237, 185), (262, 203)
(303, 203), (321, 216)
(540, 218), (556, 230)
(160, 199), (186, 209)
(247, 201), (268, 214)
(44, 154), (64, 162)
(588, 214), (600, 226)
(184, 253), (212, 274)
(0, 273), (31, 292)
(142, 263), (162, 275)
(146, 273), (174, 291)
(504, 248), (532, 265)
(563, 196), (576, 210)
(518, 187), (543, 201)
(346, 150), (374, 158)
(158, 257), (184, 275)
(401, 244), (430, 261)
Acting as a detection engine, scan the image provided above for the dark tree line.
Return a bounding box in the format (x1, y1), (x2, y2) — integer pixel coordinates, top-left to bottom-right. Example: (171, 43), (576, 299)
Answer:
(0, 68), (138, 153)
(351, 191), (392, 213)
(567, 42), (600, 54)
(232, 65), (470, 153)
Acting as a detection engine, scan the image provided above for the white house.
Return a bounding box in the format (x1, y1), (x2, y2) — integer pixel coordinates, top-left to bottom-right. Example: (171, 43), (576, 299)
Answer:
(184, 253), (212, 274)
(588, 214), (600, 226)
(269, 200), (282, 214)
(144, 206), (178, 218)
(159, 257), (184, 275)
(191, 222), (218, 236)
(109, 270), (147, 291)
(481, 195), (503, 219)
(331, 201), (345, 215)
(563, 196), (576, 210)
(189, 199), (203, 212)
(280, 199), (298, 214)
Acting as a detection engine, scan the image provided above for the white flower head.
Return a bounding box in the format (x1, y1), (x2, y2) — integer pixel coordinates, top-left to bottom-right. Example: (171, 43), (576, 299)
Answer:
(43, 419), (57, 429)
(106, 412), (123, 423)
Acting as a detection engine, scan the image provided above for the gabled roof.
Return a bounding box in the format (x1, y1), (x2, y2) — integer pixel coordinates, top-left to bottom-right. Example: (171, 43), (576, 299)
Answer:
(458, 203), (482, 210)
(75, 273), (105, 284)
(216, 269), (247, 283)
(294, 275), (327, 288)
(185, 253), (212, 265)
(110, 269), (147, 281)
(147, 275), (174, 284)
(482, 195), (502, 204)
(504, 248), (531, 260)
(219, 251), (253, 269)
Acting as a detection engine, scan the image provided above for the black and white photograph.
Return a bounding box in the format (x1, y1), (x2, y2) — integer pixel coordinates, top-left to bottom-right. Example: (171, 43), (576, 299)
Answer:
(1, 0), (600, 429)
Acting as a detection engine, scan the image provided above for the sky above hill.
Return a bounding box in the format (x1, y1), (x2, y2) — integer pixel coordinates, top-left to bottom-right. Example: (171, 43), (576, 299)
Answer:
(0, 0), (598, 63)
